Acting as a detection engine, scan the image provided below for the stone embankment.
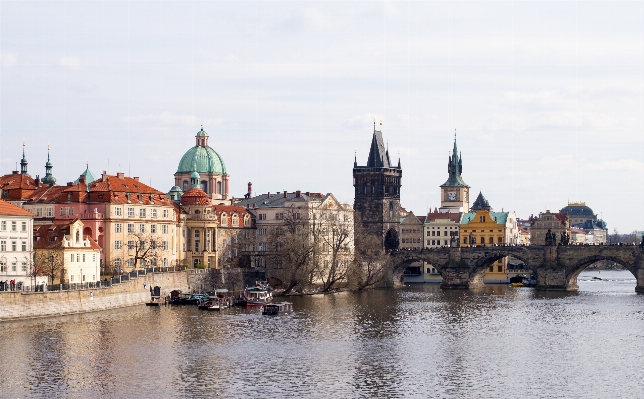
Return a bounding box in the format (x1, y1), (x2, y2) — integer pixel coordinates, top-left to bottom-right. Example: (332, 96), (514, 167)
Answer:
(0, 271), (189, 321)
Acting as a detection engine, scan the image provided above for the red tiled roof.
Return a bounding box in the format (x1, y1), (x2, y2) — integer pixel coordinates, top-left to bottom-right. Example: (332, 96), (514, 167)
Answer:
(0, 199), (35, 217)
(0, 173), (37, 200)
(425, 212), (461, 223)
(180, 188), (211, 206)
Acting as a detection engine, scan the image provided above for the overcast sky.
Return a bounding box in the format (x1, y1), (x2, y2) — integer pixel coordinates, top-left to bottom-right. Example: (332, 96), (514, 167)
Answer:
(1, 1), (643, 232)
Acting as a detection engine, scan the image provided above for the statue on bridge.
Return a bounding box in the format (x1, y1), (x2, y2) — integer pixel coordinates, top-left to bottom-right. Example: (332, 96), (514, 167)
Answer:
(469, 232), (475, 247)
(545, 229), (557, 246)
(559, 232), (570, 246)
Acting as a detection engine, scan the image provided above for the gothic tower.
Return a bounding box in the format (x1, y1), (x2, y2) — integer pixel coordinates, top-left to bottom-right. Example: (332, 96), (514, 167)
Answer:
(353, 122), (402, 249)
(439, 132), (470, 213)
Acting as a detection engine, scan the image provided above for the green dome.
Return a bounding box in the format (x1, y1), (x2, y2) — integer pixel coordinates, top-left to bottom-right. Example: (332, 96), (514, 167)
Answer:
(177, 146), (226, 175)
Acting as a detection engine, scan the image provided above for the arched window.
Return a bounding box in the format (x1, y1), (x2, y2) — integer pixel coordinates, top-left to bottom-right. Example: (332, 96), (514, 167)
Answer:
(183, 181), (189, 191)
(201, 181), (208, 193)
(217, 181), (222, 194)
(480, 237), (485, 244)
(498, 237), (503, 244)
(489, 237), (494, 244)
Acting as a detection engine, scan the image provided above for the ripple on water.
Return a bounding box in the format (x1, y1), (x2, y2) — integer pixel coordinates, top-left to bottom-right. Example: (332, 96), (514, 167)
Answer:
(1, 271), (644, 398)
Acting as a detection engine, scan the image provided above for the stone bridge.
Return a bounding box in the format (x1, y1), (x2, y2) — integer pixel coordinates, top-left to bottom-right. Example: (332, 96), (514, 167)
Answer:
(391, 245), (644, 292)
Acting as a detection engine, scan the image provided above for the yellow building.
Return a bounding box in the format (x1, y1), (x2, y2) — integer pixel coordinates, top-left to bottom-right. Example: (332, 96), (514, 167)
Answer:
(459, 192), (518, 283)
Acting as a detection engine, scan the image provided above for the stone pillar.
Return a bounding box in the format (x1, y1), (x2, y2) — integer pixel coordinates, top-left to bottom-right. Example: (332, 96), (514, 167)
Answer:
(635, 267), (644, 293)
(535, 245), (570, 290)
(440, 247), (473, 289)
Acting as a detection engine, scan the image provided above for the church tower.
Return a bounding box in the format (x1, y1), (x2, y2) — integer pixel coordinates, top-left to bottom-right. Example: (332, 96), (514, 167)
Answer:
(439, 133), (470, 213)
(353, 122), (402, 249)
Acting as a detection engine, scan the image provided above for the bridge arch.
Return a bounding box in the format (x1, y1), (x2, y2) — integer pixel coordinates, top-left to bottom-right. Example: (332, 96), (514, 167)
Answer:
(469, 251), (534, 284)
(390, 251), (450, 283)
(565, 255), (636, 289)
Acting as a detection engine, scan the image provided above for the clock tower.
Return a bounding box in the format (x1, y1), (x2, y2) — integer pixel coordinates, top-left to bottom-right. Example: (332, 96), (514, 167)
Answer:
(439, 133), (470, 213)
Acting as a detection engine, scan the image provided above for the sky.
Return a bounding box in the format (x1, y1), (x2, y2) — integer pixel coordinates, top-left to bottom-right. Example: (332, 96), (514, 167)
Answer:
(1, 1), (643, 233)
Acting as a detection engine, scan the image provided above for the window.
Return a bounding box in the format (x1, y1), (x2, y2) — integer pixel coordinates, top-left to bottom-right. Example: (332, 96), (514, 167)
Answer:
(76, 254), (80, 262)
(93, 254), (96, 262)
(258, 243), (266, 252)
(127, 224), (134, 233)
(115, 241), (122, 249)
(232, 215), (238, 226)
(82, 254), (86, 262)
(0, 221), (5, 231)
(258, 213), (266, 220)
(127, 208), (134, 217)
(70, 275), (74, 282)
(498, 265), (503, 273)
(480, 237), (485, 244)
(0, 241), (5, 251)
(139, 224), (146, 233)
(151, 224), (157, 234)
(150, 241), (157, 250)
(221, 215), (227, 225)
(0, 261), (5, 272)
(139, 209), (146, 218)
(163, 209), (169, 218)
(36, 208), (43, 217)
(498, 237), (503, 244)
(128, 241), (134, 250)
(11, 221), (16, 231)
(115, 223), (122, 233)
(194, 241), (200, 252)
(489, 237), (493, 244)
(114, 258), (122, 267)
(115, 207), (122, 216)
(60, 208), (64, 216)
(276, 213), (284, 220)
(11, 241), (16, 251)
(70, 254), (74, 262)
(128, 258), (135, 267)
(162, 225), (168, 234)
(21, 262), (26, 272)
(258, 228), (267, 236)
(46, 208), (53, 217)
(151, 209), (157, 218)
(163, 258), (168, 267)
(150, 258), (157, 267)
(162, 241), (168, 250)
(21, 242), (26, 251)
(140, 242), (146, 250)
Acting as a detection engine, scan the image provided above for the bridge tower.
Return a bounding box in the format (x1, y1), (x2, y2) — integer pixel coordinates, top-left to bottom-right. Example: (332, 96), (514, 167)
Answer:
(353, 122), (402, 249)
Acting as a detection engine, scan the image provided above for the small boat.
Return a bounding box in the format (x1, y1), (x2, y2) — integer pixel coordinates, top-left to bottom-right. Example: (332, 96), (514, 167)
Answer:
(262, 302), (293, 315)
(510, 276), (536, 288)
(238, 282), (272, 306)
(170, 291), (206, 305)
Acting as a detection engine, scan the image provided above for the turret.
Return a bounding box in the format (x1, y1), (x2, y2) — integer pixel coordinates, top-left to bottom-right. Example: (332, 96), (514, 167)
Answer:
(41, 145), (56, 185)
(20, 143), (28, 176)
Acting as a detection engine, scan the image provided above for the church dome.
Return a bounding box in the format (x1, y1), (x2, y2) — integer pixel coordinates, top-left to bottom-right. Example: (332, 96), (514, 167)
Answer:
(176, 128), (227, 175)
(560, 203), (594, 216)
(180, 188), (212, 206)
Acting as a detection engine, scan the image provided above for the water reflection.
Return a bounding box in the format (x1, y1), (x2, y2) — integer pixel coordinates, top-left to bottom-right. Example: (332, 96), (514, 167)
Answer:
(2, 270), (644, 398)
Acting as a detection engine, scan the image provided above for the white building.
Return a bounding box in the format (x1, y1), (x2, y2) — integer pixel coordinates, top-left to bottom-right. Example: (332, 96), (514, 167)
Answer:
(0, 199), (35, 287)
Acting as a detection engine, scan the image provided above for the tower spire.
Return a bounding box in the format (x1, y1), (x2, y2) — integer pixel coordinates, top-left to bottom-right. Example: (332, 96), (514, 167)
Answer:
(20, 142), (28, 175)
(41, 144), (56, 185)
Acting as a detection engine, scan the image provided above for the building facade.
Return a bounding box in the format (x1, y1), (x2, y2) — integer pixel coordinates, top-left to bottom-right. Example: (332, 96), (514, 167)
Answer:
(0, 200), (35, 286)
(33, 219), (101, 285)
(529, 211), (570, 245)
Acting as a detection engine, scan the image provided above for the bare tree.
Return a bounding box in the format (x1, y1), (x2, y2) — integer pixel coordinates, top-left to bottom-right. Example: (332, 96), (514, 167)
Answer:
(350, 222), (391, 290)
(34, 249), (65, 284)
(267, 206), (316, 294)
(315, 209), (354, 292)
(126, 232), (168, 269)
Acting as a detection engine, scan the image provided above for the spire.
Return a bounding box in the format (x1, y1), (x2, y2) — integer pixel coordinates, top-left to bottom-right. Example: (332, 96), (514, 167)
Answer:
(354, 151), (357, 168)
(20, 142), (28, 175)
(471, 191), (492, 211)
(441, 130), (468, 187)
(366, 124), (391, 168)
(41, 145), (56, 185)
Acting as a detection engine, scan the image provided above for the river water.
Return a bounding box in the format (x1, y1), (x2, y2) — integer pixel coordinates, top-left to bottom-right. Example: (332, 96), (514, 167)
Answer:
(1, 270), (643, 398)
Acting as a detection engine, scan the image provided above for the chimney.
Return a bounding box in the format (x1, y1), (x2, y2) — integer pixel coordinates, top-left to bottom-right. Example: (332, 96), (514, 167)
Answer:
(267, 192), (270, 198)
(133, 177), (139, 181)
(305, 192), (310, 197)
(248, 182), (252, 197)
(283, 191), (287, 198)
(12, 171), (18, 175)
(296, 190), (301, 198)
(102, 171), (107, 181)
(116, 172), (124, 179)
(34, 175), (40, 187)
(67, 182), (73, 187)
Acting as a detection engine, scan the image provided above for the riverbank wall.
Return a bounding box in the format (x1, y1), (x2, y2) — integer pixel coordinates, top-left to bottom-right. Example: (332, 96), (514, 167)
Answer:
(187, 268), (266, 294)
(0, 271), (189, 321)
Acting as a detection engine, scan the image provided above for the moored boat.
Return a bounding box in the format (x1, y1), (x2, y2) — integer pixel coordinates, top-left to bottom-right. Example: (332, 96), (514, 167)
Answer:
(238, 282), (272, 306)
(262, 302), (292, 315)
